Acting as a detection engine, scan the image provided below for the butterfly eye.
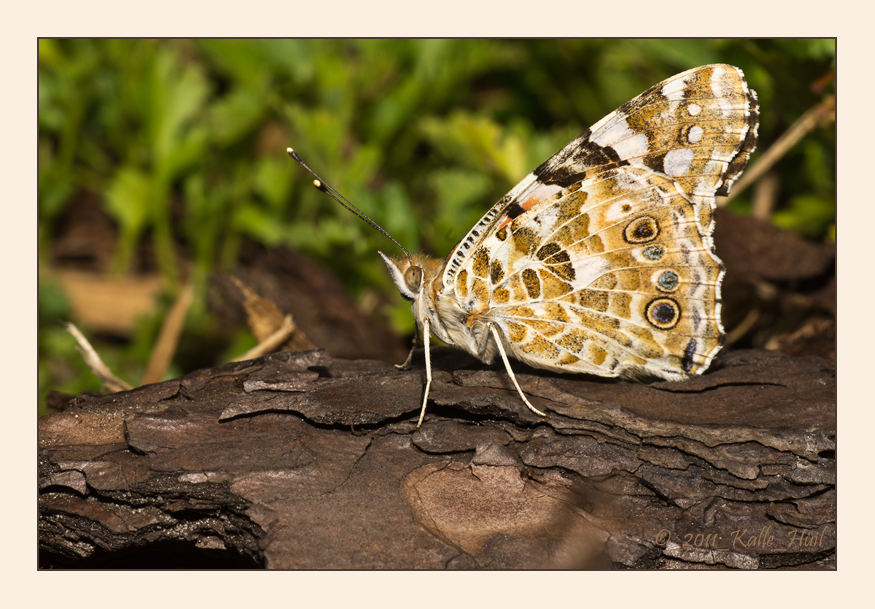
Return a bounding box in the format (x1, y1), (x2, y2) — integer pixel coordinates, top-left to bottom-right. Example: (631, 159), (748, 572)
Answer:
(404, 266), (423, 292)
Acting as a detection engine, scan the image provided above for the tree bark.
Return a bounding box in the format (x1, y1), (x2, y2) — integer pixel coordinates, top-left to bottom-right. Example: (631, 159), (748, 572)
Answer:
(39, 346), (835, 569)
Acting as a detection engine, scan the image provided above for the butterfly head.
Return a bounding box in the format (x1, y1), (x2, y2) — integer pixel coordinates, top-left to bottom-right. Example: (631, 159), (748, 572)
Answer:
(379, 251), (442, 302)
(379, 250), (456, 346)
(379, 252), (418, 301)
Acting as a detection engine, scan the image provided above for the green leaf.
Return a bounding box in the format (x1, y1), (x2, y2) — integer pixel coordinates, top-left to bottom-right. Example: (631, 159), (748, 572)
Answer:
(233, 203), (288, 248)
(149, 48), (211, 180)
(429, 169), (492, 253)
(375, 180), (419, 253)
(208, 87), (266, 147)
(255, 156), (295, 212)
(105, 166), (153, 274)
(772, 194), (836, 240)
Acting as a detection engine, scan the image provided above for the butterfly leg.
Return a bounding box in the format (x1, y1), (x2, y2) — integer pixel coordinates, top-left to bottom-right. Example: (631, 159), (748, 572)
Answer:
(395, 329), (419, 370)
(415, 318), (433, 428)
(488, 323), (547, 418)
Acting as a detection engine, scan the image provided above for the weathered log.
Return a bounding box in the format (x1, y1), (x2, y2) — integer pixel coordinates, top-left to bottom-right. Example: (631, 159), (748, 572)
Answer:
(39, 347), (835, 569)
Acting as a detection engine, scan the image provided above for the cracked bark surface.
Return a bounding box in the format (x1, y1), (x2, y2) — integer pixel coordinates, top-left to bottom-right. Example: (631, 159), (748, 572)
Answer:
(39, 347), (835, 569)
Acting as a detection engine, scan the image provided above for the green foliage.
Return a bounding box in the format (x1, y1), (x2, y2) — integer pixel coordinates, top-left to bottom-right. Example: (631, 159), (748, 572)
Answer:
(39, 39), (836, 404)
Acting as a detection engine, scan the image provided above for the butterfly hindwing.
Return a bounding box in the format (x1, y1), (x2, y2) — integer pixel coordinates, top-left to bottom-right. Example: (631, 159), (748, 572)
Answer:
(453, 164), (721, 378)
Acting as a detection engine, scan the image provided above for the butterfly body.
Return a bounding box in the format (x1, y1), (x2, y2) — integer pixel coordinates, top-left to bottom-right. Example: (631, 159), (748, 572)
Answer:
(378, 65), (759, 424)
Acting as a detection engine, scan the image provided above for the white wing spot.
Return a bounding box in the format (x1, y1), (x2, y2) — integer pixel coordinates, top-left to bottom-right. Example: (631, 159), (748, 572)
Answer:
(687, 125), (703, 143)
(661, 76), (688, 101)
(534, 203), (561, 234)
(710, 66), (739, 117)
(571, 257), (611, 289)
(715, 97), (733, 117)
(594, 119), (650, 160)
(605, 199), (635, 221)
(594, 119), (632, 147)
(663, 149), (694, 176)
(612, 133), (649, 161)
(688, 103), (701, 116)
(710, 65), (730, 97)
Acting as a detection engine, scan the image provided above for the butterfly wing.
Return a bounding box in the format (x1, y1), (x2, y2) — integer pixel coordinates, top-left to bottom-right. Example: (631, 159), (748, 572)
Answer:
(442, 64), (758, 379)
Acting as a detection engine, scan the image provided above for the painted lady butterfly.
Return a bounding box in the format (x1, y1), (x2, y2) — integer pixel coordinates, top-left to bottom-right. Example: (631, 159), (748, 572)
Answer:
(290, 64), (759, 427)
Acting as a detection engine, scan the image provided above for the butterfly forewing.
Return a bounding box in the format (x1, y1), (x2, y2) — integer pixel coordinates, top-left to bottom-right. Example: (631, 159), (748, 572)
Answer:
(439, 64), (758, 380)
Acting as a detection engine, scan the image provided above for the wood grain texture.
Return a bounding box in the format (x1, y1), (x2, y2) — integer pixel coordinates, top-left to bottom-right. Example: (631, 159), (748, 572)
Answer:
(39, 347), (834, 569)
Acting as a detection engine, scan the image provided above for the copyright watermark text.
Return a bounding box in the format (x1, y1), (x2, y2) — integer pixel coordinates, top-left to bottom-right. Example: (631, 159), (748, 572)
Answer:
(654, 525), (829, 551)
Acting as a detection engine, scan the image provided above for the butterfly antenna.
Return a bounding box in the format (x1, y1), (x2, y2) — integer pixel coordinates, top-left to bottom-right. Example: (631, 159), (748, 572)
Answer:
(287, 148), (412, 262)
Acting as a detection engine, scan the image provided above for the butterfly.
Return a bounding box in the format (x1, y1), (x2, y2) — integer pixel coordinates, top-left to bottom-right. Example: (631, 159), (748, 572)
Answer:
(290, 64), (759, 428)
